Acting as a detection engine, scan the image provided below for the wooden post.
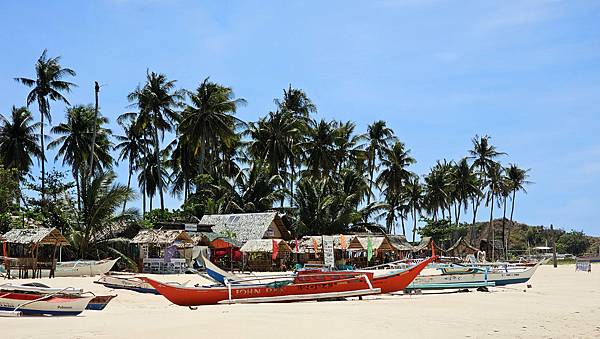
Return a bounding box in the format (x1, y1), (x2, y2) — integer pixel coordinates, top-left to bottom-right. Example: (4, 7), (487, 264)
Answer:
(551, 224), (557, 268)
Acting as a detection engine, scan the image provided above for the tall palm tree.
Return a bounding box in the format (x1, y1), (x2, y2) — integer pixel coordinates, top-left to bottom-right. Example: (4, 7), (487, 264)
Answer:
(332, 121), (363, 176)
(115, 120), (149, 212)
(450, 158), (480, 226)
(48, 105), (113, 211)
(127, 71), (183, 211)
(15, 49), (76, 208)
(362, 120), (396, 204)
(275, 84), (316, 119)
(485, 162), (504, 261)
(0, 106), (42, 180)
(376, 141), (415, 234)
(468, 135), (505, 243)
(423, 161), (452, 222)
(404, 177), (423, 242)
(180, 78), (246, 179)
(505, 164), (530, 256)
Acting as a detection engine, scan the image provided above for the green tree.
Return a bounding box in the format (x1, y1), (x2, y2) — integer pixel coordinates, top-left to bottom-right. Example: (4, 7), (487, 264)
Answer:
(404, 177), (424, 242)
(362, 120), (396, 204)
(128, 71), (183, 211)
(0, 106), (42, 181)
(485, 162), (504, 261)
(48, 105), (113, 211)
(15, 49), (76, 210)
(505, 164), (530, 255)
(450, 158), (480, 226)
(556, 230), (590, 256)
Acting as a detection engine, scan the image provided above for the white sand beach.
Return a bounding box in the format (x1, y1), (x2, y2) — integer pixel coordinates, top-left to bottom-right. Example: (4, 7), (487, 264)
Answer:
(3, 264), (599, 339)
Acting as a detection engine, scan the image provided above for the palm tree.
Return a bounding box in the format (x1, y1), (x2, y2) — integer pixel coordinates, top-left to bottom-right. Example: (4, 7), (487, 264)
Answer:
(48, 105), (113, 211)
(180, 78), (246, 179)
(485, 162), (504, 261)
(275, 84), (316, 119)
(362, 120), (396, 204)
(127, 71), (183, 211)
(0, 106), (42, 180)
(423, 161), (452, 222)
(78, 171), (137, 257)
(505, 164), (530, 256)
(303, 119), (337, 178)
(137, 149), (169, 212)
(404, 177), (423, 242)
(115, 120), (149, 212)
(468, 135), (505, 243)
(450, 158), (480, 226)
(332, 121), (363, 176)
(15, 49), (76, 208)
(376, 141), (415, 234)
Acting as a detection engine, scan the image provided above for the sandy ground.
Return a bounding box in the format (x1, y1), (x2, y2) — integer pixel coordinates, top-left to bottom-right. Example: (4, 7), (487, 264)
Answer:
(2, 264), (599, 339)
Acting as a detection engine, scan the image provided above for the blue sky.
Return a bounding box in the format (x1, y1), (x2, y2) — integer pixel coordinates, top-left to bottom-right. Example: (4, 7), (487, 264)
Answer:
(0, 1), (599, 235)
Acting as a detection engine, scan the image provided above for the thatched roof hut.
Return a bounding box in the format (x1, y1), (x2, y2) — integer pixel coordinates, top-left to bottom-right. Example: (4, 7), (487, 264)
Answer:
(131, 229), (193, 245)
(2, 227), (68, 246)
(446, 237), (480, 257)
(412, 236), (433, 252)
(240, 239), (292, 254)
(348, 236), (395, 252)
(199, 212), (292, 244)
(388, 235), (414, 252)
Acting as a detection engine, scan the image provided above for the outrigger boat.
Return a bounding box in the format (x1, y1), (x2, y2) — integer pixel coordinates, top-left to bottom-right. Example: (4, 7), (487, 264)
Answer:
(43, 258), (120, 277)
(95, 273), (158, 294)
(0, 283), (116, 316)
(407, 259), (547, 290)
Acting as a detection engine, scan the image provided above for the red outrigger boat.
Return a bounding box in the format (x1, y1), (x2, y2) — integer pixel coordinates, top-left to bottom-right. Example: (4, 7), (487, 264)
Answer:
(140, 256), (435, 306)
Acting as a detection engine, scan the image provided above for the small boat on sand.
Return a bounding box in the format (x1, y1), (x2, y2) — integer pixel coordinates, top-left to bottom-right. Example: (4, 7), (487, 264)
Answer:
(0, 283), (116, 316)
(95, 273), (158, 294)
(41, 258), (120, 277)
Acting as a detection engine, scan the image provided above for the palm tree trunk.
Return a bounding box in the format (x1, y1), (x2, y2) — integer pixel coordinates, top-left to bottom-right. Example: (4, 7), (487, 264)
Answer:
(38, 98), (47, 223)
(507, 189), (517, 256)
(489, 193), (495, 262)
(502, 196), (508, 259)
(153, 122), (164, 211)
(471, 198), (479, 245)
(412, 207), (417, 242)
(367, 150), (374, 205)
(290, 157), (295, 206)
(122, 165), (132, 213)
(455, 201), (461, 225)
(400, 215), (406, 236)
(198, 129), (207, 176)
(74, 168), (81, 212)
(88, 82), (100, 181)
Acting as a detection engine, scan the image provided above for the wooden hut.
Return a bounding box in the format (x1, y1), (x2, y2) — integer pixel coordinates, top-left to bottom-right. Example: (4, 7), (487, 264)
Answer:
(199, 212), (292, 244)
(1, 227), (68, 278)
(347, 236), (396, 267)
(293, 235), (355, 267)
(240, 239), (292, 271)
(388, 235), (414, 259)
(446, 237), (480, 258)
(131, 229), (193, 274)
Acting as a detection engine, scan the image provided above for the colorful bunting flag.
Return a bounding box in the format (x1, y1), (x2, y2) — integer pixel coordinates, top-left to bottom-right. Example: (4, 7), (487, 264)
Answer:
(340, 234), (347, 250)
(312, 238), (319, 258)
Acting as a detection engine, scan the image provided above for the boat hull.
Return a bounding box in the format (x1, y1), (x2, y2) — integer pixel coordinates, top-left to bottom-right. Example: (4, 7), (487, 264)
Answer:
(0, 293), (93, 316)
(141, 275), (375, 306)
(95, 275), (158, 294)
(40, 259), (119, 277)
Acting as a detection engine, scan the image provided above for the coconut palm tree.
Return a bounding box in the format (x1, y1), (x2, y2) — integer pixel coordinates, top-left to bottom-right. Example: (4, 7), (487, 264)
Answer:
(48, 105), (113, 211)
(14, 49), (76, 207)
(450, 158), (480, 226)
(362, 120), (396, 204)
(303, 119), (337, 178)
(332, 121), (363, 176)
(275, 84), (316, 119)
(505, 164), (530, 256)
(468, 135), (505, 242)
(127, 71), (183, 211)
(423, 161), (453, 222)
(115, 120), (149, 212)
(77, 171), (137, 257)
(180, 78), (246, 179)
(404, 177), (423, 242)
(485, 162), (504, 261)
(0, 106), (42, 180)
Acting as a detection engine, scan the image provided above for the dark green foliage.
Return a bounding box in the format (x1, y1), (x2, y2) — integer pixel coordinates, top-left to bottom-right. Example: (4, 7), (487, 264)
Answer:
(418, 218), (468, 249)
(556, 230), (590, 256)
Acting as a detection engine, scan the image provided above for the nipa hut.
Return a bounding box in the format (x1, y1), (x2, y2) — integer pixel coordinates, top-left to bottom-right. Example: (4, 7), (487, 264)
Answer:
(240, 239), (292, 271)
(388, 235), (414, 259)
(292, 235), (355, 267)
(199, 212), (292, 244)
(348, 236), (397, 267)
(446, 237), (480, 258)
(1, 227), (69, 278)
(131, 229), (193, 274)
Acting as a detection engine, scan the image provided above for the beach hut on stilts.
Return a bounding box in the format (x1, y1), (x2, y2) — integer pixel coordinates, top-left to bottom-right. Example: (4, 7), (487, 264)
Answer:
(1, 227), (68, 278)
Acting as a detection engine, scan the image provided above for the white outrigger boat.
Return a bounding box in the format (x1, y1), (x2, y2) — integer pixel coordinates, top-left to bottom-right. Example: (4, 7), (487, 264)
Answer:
(41, 258), (120, 277)
(407, 259), (547, 290)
